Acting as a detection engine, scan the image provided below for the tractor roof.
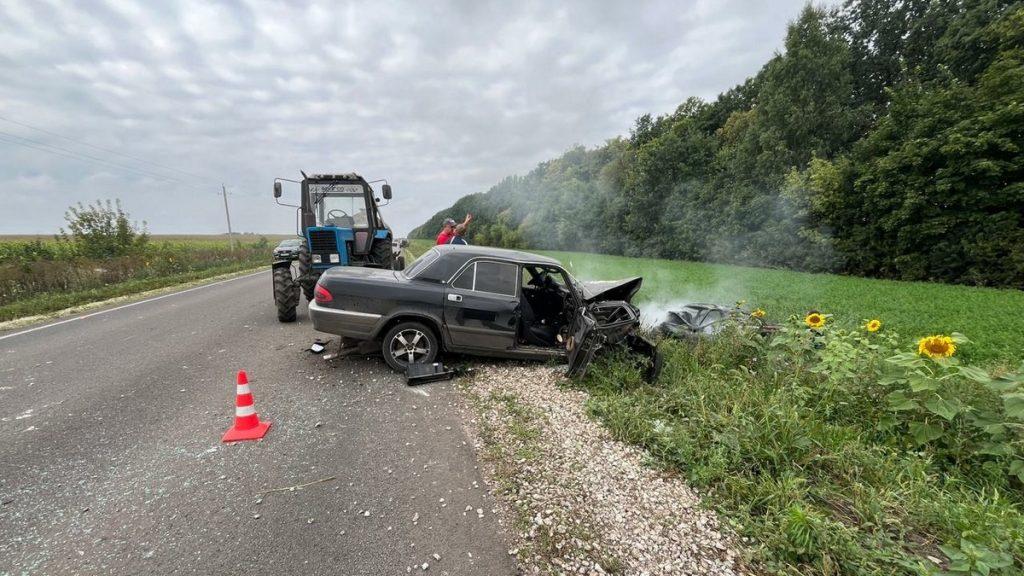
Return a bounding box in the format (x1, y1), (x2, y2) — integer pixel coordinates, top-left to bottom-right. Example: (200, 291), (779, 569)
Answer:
(307, 173), (364, 181)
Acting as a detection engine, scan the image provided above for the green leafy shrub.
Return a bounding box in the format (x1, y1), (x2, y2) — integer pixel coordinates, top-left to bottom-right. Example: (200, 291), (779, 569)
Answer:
(59, 199), (149, 259)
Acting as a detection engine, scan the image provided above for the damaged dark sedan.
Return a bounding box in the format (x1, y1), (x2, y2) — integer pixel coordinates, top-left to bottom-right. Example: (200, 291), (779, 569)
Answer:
(308, 245), (659, 378)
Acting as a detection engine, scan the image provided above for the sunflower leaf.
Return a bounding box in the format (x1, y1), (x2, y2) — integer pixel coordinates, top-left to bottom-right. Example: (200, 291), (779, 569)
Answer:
(909, 373), (939, 392)
(958, 365), (991, 384)
(1002, 393), (1024, 420)
(924, 395), (960, 421)
(908, 421), (944, 445)
(886, 391), (919, 412)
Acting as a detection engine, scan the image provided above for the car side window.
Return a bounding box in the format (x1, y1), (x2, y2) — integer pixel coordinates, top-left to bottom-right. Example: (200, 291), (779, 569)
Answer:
(474, 261), (518, 296)
(451, 263), (475, 290)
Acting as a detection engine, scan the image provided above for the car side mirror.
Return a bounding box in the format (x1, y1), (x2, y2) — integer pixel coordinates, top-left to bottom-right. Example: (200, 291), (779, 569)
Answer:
(273, 182), (282, 198)
(382, 184), (392, 200)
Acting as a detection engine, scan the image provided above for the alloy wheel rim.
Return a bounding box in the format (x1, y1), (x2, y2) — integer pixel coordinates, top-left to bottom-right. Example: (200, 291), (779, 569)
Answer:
(390, 329), (430, 365)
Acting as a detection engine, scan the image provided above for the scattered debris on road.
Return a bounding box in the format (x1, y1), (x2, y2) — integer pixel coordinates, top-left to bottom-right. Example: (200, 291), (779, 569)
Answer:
(259, 476), (337, 497)
(460, 363), (748, 575)
(308, 338), (331, 354)
(406, 362), (456, 385)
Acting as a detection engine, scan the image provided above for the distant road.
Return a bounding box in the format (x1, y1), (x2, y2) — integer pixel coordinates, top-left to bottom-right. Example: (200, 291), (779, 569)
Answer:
(0, 271), (515, 575)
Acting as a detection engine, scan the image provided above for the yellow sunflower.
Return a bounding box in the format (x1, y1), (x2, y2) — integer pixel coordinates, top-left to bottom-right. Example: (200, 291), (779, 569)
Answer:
(917, 335), (956, 358)
(751, 308), (766, 319)
(865, 319), (882, 333)
(804, 312), (827, 329)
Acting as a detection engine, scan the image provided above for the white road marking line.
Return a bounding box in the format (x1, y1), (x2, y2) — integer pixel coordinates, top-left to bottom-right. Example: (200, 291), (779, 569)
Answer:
(0, 271), (267, 342)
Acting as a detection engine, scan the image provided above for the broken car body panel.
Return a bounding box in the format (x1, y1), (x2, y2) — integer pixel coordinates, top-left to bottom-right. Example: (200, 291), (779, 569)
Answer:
(309, 245), (657, 376)
(579, 277), (642, 303)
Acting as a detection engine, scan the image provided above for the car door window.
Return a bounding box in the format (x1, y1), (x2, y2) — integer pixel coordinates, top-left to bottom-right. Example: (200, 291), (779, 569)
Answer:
(474, 261), (518, 296)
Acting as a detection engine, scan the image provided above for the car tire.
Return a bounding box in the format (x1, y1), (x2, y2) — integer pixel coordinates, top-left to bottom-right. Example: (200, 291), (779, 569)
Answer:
(381, 321), (438, 372)
(273, 265), (299, 322)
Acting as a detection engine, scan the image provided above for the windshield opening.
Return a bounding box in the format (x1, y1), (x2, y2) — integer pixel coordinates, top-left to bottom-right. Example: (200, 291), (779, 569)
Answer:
(308, 182), (371, 228)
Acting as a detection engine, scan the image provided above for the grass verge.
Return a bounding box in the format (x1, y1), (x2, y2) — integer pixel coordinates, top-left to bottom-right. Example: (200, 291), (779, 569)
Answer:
(575, 322), (1024, 575)
(0, 261), (263, 323)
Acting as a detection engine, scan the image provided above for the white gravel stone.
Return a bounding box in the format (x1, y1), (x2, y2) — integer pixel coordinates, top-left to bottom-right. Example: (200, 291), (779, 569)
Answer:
(458, 364), (749, 576)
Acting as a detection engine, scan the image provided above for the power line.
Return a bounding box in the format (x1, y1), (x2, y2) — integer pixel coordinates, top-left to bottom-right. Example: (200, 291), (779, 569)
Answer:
(0, 132), (219, 196)
(0, 113), (219, 185)
(0, 128), (199, 185)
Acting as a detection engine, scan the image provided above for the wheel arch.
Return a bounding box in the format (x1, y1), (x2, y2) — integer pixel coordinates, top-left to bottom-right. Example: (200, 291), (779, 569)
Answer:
(374, 312), (444, 349)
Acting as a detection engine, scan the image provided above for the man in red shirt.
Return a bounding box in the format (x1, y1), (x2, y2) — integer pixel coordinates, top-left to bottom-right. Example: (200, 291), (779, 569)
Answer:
(436, 214), (473, 245)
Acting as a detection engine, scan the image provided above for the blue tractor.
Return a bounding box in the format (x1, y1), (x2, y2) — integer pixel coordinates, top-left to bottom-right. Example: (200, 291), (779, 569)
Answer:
(271, 172), (403, 322)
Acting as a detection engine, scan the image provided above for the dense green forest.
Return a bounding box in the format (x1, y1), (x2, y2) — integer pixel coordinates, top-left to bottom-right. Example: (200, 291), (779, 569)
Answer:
(412, 0), (1024, 288)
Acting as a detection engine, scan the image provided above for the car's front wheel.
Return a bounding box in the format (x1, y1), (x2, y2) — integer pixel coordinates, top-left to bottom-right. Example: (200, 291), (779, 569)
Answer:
(381, 321), (438, 372)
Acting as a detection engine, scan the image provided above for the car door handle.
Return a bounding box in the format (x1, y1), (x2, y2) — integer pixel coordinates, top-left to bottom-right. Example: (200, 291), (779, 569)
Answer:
(447, 294), (463, 302)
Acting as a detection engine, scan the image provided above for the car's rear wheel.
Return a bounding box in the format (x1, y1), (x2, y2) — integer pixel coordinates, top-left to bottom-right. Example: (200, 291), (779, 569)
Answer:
(381, 321), (438, 371)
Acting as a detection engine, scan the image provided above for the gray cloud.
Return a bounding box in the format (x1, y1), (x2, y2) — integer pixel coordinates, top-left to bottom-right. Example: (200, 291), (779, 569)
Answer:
(0, 0), (810, 235)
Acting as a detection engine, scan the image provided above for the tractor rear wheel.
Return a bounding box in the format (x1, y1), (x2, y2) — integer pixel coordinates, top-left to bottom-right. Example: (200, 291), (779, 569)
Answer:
(296, 243), (314, 301)
(273, 265), (299, 322)
(371, 238), (393, 268)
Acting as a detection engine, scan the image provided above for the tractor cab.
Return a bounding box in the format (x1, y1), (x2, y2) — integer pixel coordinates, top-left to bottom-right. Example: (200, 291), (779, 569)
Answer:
(300, 174), (391, 269)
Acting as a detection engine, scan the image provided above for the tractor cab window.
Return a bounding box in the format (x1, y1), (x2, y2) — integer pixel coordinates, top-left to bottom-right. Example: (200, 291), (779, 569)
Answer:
(308, 183), (372, 228)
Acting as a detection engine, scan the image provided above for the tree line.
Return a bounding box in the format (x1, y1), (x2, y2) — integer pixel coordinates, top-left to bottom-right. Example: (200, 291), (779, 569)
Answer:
(412, 0), (1023, 288)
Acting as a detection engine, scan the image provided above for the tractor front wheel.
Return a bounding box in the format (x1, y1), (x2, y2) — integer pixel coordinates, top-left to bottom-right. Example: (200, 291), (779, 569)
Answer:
(273, 265), (299, 322)
(296, 243), (314, 301)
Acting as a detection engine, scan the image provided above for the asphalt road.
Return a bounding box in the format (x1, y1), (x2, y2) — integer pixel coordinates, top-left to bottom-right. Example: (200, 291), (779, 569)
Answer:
(0, 271), (516, 576)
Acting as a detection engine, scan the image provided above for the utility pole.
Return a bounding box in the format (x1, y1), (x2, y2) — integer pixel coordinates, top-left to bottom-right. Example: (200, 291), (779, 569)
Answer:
(221, 184), (235, 251)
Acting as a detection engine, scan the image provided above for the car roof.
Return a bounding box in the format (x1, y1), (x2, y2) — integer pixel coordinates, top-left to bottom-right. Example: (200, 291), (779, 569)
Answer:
(433, 244), (559, 265)
(415, 245), (561, 282)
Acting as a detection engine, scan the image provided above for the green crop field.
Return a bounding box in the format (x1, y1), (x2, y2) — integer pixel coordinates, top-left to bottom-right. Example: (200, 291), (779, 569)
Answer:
(408, 240), (1023, 365)
(551, 251), (1024, 366)
(0, 234), (291, 322)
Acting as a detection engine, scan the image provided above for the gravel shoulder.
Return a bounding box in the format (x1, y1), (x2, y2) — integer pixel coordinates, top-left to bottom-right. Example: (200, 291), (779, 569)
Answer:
(458, 363), (749, 576)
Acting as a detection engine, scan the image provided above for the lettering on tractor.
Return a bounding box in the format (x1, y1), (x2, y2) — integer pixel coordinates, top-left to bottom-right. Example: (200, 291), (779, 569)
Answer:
(271, 172), (404, 322)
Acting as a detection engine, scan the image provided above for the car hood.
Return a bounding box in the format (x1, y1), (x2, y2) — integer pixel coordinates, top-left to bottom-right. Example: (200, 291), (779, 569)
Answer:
(579, 277), (642, 303)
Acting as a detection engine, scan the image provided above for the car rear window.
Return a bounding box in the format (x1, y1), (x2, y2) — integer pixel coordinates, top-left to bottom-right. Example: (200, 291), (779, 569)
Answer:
(404, 248), (441, 279)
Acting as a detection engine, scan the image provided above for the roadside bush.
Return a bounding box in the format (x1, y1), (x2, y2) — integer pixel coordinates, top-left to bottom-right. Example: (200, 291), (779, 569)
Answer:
(58, 199), (148, 259)
(577, 314), (1024, 575)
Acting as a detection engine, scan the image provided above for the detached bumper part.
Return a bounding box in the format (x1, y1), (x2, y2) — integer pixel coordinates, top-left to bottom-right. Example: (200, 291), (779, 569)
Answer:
(406, 362), (455, 385)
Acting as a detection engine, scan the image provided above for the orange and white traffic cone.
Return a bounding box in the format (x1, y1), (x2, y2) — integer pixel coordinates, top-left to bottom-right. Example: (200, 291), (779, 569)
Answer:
(222, 370), (271, 442)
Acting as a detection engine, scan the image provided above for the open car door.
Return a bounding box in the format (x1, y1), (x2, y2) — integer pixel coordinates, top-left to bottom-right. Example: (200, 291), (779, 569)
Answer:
(565, 305), (602, 378)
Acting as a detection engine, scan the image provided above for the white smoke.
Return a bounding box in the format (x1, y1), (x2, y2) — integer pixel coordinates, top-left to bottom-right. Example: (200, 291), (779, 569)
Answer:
(566, 255), (749, 329)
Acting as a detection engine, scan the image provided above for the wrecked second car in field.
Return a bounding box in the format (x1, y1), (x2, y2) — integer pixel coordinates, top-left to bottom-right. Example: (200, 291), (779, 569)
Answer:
(307, 245), (659, 378)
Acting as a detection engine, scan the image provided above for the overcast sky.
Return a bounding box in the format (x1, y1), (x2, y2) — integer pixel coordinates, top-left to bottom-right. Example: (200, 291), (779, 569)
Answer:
(0, 0), (812, 236)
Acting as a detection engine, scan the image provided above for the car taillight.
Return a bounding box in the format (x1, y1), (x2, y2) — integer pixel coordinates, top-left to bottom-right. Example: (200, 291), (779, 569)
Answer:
(314, 284), (333, 304)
